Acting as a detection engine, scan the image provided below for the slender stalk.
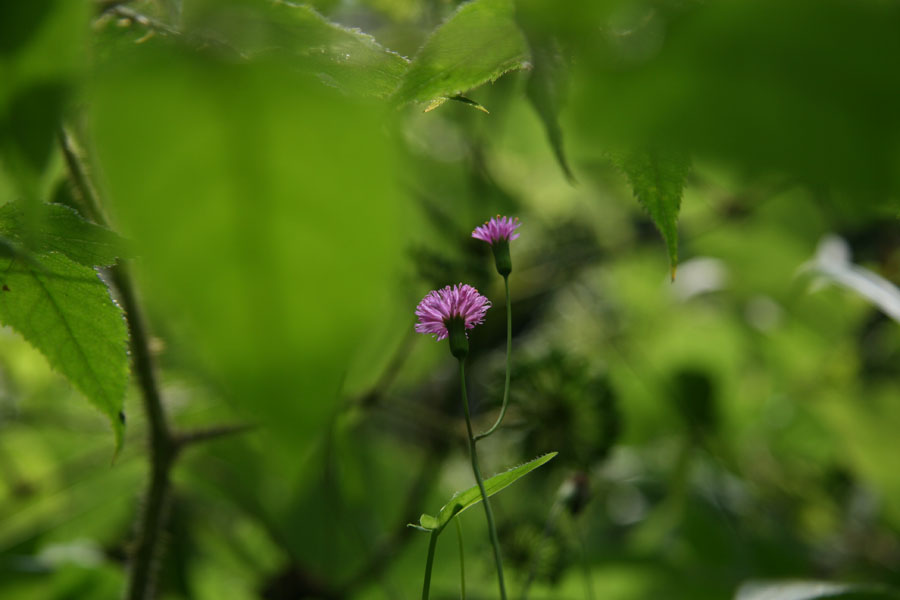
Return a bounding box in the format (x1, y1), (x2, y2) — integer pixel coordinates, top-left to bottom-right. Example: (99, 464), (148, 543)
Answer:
(455, 517), (467, 600)
(172, 423), (255, 450)
(421, 531), (439, 600)
(475, 275), (511, 442)
(459, 359), (507, 600)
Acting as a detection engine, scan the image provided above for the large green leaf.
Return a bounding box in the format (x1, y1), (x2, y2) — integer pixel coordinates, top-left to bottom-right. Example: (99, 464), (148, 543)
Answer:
(0, 201), (127, 267)
(615, 149), (691, 278)
(0, 251), (129, 450)
(394, 0), (529, 106)
(91, 42), (411, 460)
(416, 452), (557, 532)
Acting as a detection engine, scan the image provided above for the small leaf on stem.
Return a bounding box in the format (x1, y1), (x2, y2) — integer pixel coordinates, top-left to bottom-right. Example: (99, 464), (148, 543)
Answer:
(415, 452), (557, 532)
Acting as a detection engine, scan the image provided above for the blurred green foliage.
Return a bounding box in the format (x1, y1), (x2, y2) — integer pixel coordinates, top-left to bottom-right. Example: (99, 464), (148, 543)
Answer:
(1, 0), (900, 599)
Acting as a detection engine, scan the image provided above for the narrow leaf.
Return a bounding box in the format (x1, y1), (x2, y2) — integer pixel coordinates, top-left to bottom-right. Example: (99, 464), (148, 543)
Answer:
(615, 149), (691, 279)
(394, 0), (529, 106)
(0, 252), (129, 450)
(0, 201), (128, 267)
(416, 452), (557, 532)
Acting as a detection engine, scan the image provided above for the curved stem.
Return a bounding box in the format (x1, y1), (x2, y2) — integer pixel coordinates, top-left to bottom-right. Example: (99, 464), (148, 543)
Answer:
(455, 517), (467, 600)
(421, 530), (439, 600)
(459, 359), (507, 600)
(475, 275), (511, 442)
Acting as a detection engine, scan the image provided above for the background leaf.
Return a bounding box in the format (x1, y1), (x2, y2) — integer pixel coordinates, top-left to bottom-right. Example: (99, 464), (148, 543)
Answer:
(394, 0), (529, 106)
(614, 149), (691, 277)
(0, 251), (128, 449)
(418, 452), (557, 532)
(555, 0), (900, 203)
(522, 34), (574, 183)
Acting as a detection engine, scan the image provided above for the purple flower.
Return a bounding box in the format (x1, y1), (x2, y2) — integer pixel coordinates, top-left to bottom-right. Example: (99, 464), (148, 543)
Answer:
(472, 215), (521, 245)
(415, 283), (491, 341)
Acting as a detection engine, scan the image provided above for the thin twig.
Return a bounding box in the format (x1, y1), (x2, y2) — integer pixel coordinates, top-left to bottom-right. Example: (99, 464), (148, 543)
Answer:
(475, 274), (512, 441)
(172, 423), (256, 451)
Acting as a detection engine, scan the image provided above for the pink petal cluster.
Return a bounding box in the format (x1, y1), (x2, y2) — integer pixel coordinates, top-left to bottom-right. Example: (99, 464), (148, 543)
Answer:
(415, 284), (491, 341)
(472, 215), (521, 245)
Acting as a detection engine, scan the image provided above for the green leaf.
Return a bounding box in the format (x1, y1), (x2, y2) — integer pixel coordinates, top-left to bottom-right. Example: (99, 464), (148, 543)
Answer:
(182, 1), (410, 100)
(735, 581), (900, 600)
(91, 43), (411, 459)
(267, 2), (410, 99)
(614, 149), (691, 279)
(0, 252), (129, 450)
(0, 201), (128, 267)
(416, 452), (557, 532)
(394, 0), (529, 106)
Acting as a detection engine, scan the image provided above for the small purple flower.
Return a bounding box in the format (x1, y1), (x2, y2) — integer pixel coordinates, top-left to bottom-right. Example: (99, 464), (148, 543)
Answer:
(415, 283), (491, 341)
(472, 215), (520, 245)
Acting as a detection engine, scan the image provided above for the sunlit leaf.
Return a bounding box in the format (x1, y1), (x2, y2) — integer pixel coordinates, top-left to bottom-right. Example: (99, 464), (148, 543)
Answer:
(394, 0), (529, 106)
(416, 452), (557, 532)
(0, 251), (128, 450)
(0, 201), (128, 267)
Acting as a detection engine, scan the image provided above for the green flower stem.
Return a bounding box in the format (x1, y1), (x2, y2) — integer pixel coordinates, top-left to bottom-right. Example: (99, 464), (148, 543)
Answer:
(421, 530), (439, 600)
(459, 359), (508, 600)
(475, 275), (511, 442)
(456, 517), (467, 600)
